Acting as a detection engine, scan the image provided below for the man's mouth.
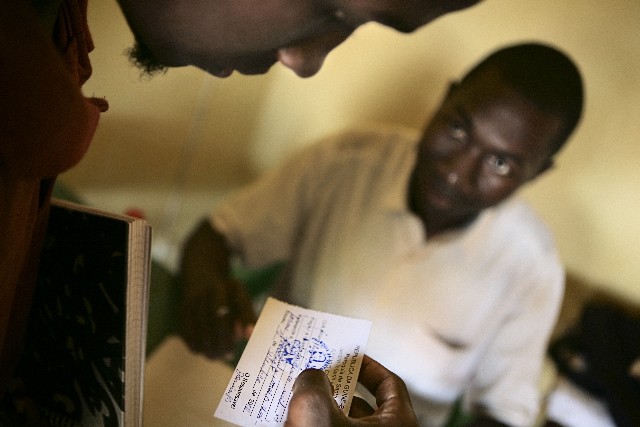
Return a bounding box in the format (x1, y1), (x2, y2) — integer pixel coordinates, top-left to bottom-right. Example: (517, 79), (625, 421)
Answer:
(208, 53), (278, 78)
(211, 68), (234, 78)
(426, 177), (462, 210)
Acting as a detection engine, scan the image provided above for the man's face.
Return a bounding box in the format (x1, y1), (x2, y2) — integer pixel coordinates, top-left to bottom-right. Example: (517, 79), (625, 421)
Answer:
(116, 0), (481, 78)
(410, 67), (563, 231)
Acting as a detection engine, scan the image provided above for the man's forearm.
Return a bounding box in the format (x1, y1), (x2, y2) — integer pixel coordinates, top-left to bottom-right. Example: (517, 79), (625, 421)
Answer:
(180, 219), (233, 290)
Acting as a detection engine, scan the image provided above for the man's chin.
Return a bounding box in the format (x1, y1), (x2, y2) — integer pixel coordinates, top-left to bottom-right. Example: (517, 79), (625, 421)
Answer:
(126, 42), (169, 77)
(127, 39), (277, 78)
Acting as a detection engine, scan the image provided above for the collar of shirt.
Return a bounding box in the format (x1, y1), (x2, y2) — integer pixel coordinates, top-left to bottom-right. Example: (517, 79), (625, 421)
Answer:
(379, 141), (418, 215)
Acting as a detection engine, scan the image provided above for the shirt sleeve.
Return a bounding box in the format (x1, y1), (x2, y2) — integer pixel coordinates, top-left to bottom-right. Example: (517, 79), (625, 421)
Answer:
(466, 250), (565, 426)
(210, 136), (337, 268)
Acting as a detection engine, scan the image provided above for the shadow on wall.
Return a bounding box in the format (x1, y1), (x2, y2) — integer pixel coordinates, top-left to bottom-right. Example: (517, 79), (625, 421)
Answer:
(62, 114), (257, 191)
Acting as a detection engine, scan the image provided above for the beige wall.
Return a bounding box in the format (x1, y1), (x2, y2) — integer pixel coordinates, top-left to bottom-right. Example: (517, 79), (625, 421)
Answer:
(61, 0), (640, 301)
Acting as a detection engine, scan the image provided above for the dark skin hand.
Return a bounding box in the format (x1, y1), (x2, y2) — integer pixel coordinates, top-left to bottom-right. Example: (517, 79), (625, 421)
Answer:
(179, 219), (255, 359)
(286, 355), (511, 427)
(286, 355), (419, 427)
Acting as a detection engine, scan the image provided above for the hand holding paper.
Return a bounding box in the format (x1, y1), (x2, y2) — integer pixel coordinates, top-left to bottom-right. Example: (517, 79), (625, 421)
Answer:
(215, 298), (372, 426)
(286, 356), (420, 427)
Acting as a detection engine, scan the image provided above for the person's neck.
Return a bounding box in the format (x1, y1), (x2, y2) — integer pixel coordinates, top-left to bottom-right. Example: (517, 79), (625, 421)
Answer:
(422, 214), (477, 238)
(407, 170), (478, 238)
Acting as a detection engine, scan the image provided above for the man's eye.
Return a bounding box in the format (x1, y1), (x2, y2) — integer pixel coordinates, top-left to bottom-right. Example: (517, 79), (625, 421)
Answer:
(449, 122), (467, 141)
(333, 9), (346, 22)
(488, 156), (511, 176)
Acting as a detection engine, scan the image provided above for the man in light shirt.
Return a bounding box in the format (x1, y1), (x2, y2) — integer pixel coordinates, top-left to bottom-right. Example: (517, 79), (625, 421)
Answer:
(181, 42), (584, 426)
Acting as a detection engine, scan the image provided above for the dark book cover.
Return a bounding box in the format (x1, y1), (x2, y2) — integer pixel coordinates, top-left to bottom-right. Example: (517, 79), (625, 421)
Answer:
(7, 199), (151, 427)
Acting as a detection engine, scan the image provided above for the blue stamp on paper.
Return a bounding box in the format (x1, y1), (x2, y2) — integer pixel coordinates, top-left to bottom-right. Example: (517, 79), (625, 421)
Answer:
(305, 338), (331, 370)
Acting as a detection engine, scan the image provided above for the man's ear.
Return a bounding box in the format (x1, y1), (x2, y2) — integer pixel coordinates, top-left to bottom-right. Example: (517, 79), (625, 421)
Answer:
(533, 157), (555, 180)
(437, 81), (460, 109)
(446, 81), (461, 97)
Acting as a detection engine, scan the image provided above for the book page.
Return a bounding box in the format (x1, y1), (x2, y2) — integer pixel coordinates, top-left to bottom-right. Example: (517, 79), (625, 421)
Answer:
(214, 297), (371, 426)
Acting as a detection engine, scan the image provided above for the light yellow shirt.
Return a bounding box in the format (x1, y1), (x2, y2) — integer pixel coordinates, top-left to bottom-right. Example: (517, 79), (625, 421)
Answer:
(211, 127), (564, 426)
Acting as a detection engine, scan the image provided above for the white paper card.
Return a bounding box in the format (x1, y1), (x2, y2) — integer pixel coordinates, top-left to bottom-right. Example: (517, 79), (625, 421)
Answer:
(214, 297), (372, 426)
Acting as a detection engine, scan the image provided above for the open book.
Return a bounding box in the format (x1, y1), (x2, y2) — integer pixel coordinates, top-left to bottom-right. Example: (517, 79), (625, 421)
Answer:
(13, 199), (151, 427)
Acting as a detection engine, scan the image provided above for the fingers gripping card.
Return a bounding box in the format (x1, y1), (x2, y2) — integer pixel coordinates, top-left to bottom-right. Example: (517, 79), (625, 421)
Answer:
(214, 298), (371, 426)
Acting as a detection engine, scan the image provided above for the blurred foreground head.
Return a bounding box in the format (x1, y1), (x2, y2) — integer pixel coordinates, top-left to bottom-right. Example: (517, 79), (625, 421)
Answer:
(116, 0), (483, 78)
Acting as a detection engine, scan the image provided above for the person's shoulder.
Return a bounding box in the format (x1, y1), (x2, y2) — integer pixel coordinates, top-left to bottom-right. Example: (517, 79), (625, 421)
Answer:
(483, 199), (564, 291)
(321, 124), (419, 157)
(488, 197), (558, 253)
(335, 124), (418, 145)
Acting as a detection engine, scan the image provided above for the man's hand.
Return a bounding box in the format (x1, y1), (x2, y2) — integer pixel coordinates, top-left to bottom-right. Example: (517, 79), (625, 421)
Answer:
(285, 355), (419, 427)
(180, 276), (255, 360)
(179, 219), (256, 360)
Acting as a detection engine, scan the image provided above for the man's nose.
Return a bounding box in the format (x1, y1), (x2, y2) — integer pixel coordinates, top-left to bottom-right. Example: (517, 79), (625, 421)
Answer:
(446, 146), (482, 189)
(277, 29), (351, 77)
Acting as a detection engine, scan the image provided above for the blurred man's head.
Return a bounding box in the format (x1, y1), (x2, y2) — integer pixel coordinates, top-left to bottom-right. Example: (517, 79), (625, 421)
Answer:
(116, 0), (482, 78)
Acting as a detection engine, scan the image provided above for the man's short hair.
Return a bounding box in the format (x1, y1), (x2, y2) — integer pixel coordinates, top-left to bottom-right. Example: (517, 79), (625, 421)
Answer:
(461, 42), (584, 155)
